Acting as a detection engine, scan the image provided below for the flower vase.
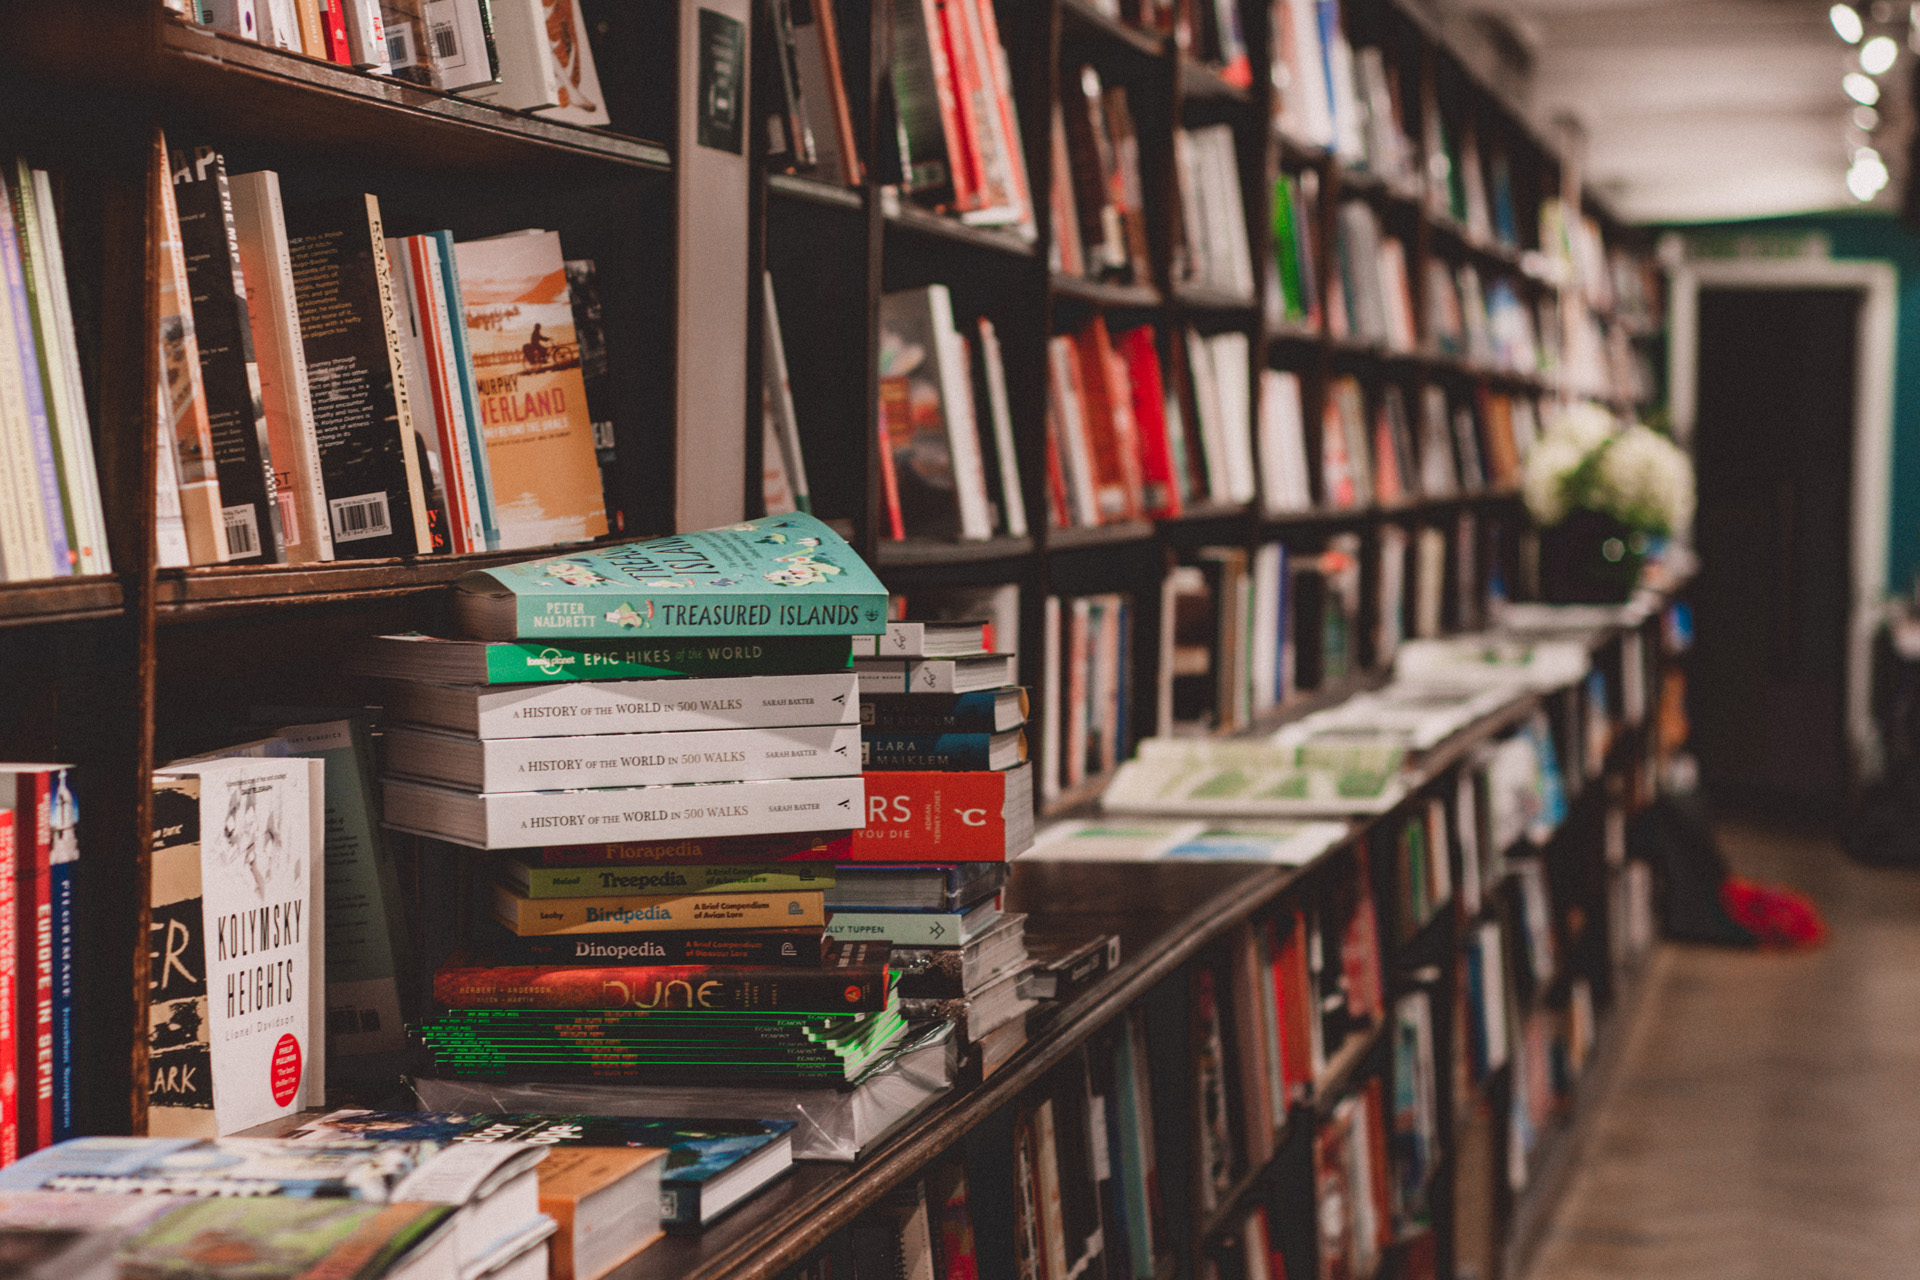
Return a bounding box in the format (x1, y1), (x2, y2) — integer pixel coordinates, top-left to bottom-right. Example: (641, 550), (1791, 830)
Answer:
(1538, 508), (1645, 604)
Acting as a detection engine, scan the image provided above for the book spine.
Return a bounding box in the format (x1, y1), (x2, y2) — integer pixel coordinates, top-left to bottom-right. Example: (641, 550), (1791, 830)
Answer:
(24, 169), (109, 576)
(515, 862), (836, 896)
(17, 773), (50, 1151)
(0, 807), (14, 1161)
(0, 175), (69, 577)
(393, 722), (862, 792)
(468, 0), (560, 108)
(430, 231), (498, 550)
(531, 831), (849, 866)
(453, 634), (853, 684)
(342, 0), (391, 68)
(384, 773), (867, 850)
(848, 769), (1021, 862)
(825, 910), (973, 946)
(492, 884), (827, 935)
(204, 0), (261, 38)
(859, 691), (1017, 734)
(477, 926), (826, 966)
(227, 170), (333, 563)
(406, 236), (474, 552)
(171, 146), (285, 564)
(364, 198), (431, 551)
(888, 0), (963, 198)
(861, 732), (1005, 771)
(47, 775), (73, 1142)
(293, 0), (328, 55)
(283, 195), (424, 559)
(433, 959), (888, 1011)
(5, 166), (82, 578)
(450, 670), (860, 740)
(154, 132), (231, 567)
(503, 588), (885, 641)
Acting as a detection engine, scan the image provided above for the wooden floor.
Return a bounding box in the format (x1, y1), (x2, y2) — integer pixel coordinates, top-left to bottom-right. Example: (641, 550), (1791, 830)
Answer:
(1525, 816), (1920, 1280)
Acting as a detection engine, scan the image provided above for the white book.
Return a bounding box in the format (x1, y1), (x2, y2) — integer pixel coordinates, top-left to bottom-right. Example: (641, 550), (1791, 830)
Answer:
(386, 721), (861, 791)
(850, 619), (993, 659)
(1183, 329), (1231, 502)
(150, 756), (322, 1135)
(853, 653), (1017, 695)
(1041, 595), (1061, 804)
(228, 171), (332, 563)
(0, 222), (50, 581)
(1257, 370), (1311, 515)
(256, 0), (301, 47)
(154, 389), (191, 569)
(384, 670), (860, 739)
(382, 772), (867, 849)
(976, 318), (1026, 537)
(468, 0), (562, 110)
(419, 0), (501, 91)
(342, 0), (392, 70)
(761, 272), (811, 513)
(1206, 332), (1257, 503)
(1250, 543), (1281, 710)
(203, 0), (260, 39)
(533, 0), (611, 125)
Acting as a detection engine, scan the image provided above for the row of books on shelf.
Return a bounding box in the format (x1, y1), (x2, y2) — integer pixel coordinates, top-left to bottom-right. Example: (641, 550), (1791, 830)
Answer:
(175, 0), (613, 125)
(1051, 63), (1153, 286)
(152, 136), (617, 570)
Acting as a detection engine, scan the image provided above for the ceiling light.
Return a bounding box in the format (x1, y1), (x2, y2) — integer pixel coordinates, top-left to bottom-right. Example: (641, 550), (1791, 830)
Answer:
(1855, 105), (1882, 128)
(1862, 34), (1899, 72)
(1847, 147), (1889, 200)
(1833, 2), (1865, 42)
(1844, 71), (1882, 102)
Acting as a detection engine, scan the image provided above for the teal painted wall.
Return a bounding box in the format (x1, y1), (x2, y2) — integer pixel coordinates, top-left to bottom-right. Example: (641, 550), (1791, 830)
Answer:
(1676, 212), (1920, 594)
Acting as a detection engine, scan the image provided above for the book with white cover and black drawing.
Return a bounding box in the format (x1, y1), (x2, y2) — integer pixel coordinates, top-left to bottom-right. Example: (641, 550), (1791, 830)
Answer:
(382, 773), (867, 849)
(850, 620), (992, 658)
(384, 722), (862, 791)
(853, 653), (1016, 695)
(828, 863), (1008, 912)
(382, 670), (860, 739)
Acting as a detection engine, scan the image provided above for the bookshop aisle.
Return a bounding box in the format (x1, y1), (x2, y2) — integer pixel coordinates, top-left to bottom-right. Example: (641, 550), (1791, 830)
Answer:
(1525, 818), (1920, 1280)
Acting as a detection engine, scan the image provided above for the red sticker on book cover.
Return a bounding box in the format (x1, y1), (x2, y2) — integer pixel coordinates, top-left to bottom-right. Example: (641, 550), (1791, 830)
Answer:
(270, 1034), (302, 1107)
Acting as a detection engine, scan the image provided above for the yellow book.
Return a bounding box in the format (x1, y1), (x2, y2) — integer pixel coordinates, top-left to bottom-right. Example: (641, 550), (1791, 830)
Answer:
(492, 881), (828, 935)
(454, 229), (609, 550)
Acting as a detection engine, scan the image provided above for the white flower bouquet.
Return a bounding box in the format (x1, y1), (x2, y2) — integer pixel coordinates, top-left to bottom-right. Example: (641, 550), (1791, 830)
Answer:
(1522, 403), (1695, 537)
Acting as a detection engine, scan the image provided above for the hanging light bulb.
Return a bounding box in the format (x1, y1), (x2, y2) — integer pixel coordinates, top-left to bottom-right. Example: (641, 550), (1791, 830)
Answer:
(1847, 147), (1890, 199)
(1833, 2), (1865, 41)
(1855, 105), (1882, 129)
(1844, 71), (1882, 103)
(1862, 34), (1899, 72)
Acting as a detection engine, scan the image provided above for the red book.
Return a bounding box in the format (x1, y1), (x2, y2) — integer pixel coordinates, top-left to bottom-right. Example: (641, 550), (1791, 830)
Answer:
(1043, 402), (1071, 528)
(1070, 318), (1142, 521)
(848, 764), (1033, 862)
(3, 771), (48, 1154)
(1270, 912), (1315, 1101)
(1370, 402), (1404, 503)
(1118, 326), (1181, 517)
(877, 377), (909, 540)
(433, 940), (892, 1012)
(534, 832), (850, 867)
(318, 0), (351, 63)
(1340, 844), (1386, 1025)
(968, 0), (1032, 221)
(934, 0), (990, 211)
(910, 0), (975, 209)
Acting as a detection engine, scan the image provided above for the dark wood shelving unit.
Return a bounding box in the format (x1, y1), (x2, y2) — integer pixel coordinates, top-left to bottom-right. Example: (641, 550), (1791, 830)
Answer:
(0, 577), (124, 628)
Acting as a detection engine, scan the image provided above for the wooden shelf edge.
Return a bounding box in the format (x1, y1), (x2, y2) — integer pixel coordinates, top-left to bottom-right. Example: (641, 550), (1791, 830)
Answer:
(1046, 520), (1156, 552)
(873, 535), (1035, 568)
(1058, 0), (1168, 59)
(1312, 1017), (1391, 1117)
(0, 576), (125, 628)
(1176, 54), (1256, 106)
(1051, 273), (1164, 309)
(768, 173), (865, 211)
(883, 204), (1038, 260)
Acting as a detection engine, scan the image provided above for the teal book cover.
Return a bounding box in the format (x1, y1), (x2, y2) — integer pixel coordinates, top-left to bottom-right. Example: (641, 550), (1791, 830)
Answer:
(453, 514), (888, 640)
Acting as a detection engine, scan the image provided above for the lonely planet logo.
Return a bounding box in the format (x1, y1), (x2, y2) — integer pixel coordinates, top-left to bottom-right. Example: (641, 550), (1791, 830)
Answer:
(530, 648), (577, 676)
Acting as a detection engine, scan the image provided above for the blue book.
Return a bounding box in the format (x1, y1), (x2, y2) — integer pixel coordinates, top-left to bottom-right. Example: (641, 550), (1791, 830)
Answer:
(288, 1110), (797, 1229)
(48, 770), (76, 1142)
(452, 513), (888, 641)
(860, 730), (1025, 771)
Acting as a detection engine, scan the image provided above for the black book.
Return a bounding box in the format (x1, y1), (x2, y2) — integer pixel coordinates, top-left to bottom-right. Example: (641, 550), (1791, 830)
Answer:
(860, 689), (1029, 735)
(283, 193), (429, 559)
(171, 146), (284, 564)
(474, 923), (826, 968)
(564, 258), (622, 534)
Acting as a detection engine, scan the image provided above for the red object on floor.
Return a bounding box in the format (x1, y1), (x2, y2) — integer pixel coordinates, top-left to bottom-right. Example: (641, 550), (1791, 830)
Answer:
(1719, 877), (1828, 949)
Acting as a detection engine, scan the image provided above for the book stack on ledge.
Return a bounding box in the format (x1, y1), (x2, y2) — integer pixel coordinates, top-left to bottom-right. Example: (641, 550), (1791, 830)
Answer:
(368, 518), (946, 1157)
(847, 620), (1050, 1076)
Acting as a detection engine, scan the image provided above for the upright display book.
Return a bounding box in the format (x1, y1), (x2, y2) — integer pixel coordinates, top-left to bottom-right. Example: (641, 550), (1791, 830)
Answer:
(1102, 739), (1408, 817)
(1025, 817), (1353, 865)
(452, 514), (887, 641)
(361, 632), (854, 685)
(288, 1111), (797, 1230)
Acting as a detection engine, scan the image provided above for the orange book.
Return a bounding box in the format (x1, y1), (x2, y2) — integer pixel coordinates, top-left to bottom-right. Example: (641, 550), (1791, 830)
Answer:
(454, 230), (609, 550)
(539, 1145), (669, 1280)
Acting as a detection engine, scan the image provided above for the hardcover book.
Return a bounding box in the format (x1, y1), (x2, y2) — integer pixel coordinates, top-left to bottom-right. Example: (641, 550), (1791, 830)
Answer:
(474, 924), (828, 967)
(859, 688), (1029, 734)
(363, 632), (854, 685)
(453, 229), (607, 550)
(450, 513), (888, 641)
(860, 729), (1026, 772)
(848, 764), (1033, 862)
(434, 940), (891, 1011)
(283, 193), (431, 558)
(382, 670), (860, 740)
(525, 831), (849, 867)
(504, 859), (834, 897)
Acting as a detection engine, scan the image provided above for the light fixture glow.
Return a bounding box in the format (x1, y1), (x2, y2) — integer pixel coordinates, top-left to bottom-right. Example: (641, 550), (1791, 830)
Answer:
(1833, 2), (1865, 41)
(1847, 147), (1890, 200)
(1855, 105), (1882, 129)
(1862, 34), (1899, 72)
(1844, 71), (1882, 102)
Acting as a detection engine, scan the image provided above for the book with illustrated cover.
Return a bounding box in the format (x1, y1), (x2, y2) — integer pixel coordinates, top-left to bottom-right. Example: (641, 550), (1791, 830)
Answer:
(451, 513), (887, 641)
(454, 229), (607, 550)
(492, 882), (828, 936)
(433, 941), (891, 1011)
(116, 1198), (457, 1280)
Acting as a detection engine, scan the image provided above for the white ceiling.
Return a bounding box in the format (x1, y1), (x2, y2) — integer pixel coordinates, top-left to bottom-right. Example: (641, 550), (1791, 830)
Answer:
(1423, 0), (1907, 222)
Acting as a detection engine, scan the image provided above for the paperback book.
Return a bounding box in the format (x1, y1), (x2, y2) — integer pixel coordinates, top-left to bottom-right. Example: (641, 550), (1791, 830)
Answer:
(361, 632), (855, 685)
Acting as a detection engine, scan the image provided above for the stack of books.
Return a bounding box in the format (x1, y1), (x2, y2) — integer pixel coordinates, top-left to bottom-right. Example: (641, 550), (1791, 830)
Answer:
(370, 517), (924, 1102)
(848, 620), (1037, 1075)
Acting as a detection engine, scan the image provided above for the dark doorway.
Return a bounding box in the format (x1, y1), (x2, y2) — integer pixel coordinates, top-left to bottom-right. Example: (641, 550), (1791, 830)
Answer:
(1689, 287), (1858, 815)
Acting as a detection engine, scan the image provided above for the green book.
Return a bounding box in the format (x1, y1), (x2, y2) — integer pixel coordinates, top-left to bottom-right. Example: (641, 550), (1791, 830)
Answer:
(362, 631), (854, 684)
(503, 858), (835, 897)
(1271, 173), (1306, 324)
(118, 1199), (455, 1280)
(451, 513), (888, 641)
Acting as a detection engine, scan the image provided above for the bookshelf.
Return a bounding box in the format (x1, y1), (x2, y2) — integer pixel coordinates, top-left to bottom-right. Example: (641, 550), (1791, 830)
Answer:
(0, 0), (1673, 1276)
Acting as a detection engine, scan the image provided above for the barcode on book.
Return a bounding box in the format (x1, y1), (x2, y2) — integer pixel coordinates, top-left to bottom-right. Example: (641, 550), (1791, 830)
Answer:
(330, 491), (392, 543)
(386, 26), (415, 66)
(222, 504), (260, 557)
(276, 490), (300, 547)
(429, 20), (458, 57)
